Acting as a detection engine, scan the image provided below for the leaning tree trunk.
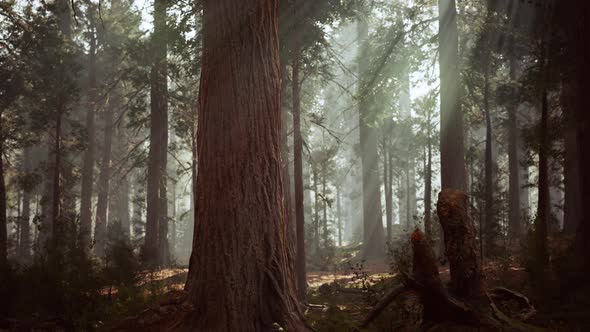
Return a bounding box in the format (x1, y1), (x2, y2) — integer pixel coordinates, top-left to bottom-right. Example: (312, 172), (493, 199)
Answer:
(180, 1), (309, 330)
(439, 0), (467, 191)
(95, 97), (115, 257)
(358, 15), (385, 259)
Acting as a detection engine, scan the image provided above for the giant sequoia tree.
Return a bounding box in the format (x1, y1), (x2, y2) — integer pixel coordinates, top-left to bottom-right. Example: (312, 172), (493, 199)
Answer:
(439, 0), (466, 191)
(145, 0), (169, 267)
(181, 1), (308, 330)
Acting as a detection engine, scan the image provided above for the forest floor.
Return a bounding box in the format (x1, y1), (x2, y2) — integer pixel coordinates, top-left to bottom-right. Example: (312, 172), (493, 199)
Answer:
(102, 256), (590, 331)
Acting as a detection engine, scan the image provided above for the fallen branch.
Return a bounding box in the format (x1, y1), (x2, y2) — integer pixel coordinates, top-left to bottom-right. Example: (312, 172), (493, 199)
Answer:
(360, 284), (406, 328)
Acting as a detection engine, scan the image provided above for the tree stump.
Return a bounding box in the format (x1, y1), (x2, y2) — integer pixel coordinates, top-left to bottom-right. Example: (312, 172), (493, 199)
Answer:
(362, 191), (538, 331)
(437, 189), (487, 305)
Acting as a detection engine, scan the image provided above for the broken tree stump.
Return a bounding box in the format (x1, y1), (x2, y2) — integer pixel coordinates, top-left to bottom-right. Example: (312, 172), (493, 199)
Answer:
(437, 189), (487, 305)
(361, 191), (539, 331)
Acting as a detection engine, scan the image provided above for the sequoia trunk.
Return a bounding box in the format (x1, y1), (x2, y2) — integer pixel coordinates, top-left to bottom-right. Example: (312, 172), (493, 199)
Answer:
(439, 0), (467, 191)
(181, 1), (308, 330)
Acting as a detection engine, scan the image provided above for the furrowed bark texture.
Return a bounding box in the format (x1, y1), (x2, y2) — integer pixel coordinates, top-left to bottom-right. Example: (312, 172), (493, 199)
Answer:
(436, 189), (486, 303)
(438, 0), (467, 191)
(292, 5), (307, 300)
(145, 0), (168, 267)
(182, 1), (308, 330)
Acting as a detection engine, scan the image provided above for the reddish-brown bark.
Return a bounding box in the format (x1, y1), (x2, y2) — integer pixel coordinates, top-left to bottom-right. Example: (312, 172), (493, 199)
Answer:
(181, 1), (309, 330)
(145, 0), (168, 267)
(439, 0), (467, 191)
(292, 4), (307, 300)
(437, 190), (486, 303)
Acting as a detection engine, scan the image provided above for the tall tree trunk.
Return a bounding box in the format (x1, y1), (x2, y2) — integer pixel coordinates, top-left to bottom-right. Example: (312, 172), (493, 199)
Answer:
(95, 97), (115, 256)
(80, 16), (97, 250)
(312, 168), (320, 253)
(280, 61), (296, 277)
(508, 55), (522, 238)
(0, 136), (6, 266)
(425, 133), (433, 238)
(383, 137), (392, 243)
(322, 168), (328, 247)
(337, 186), (342, 247)
(483, 71), (494, 255)
(110, 112), (131, 238)
(573, 0), (590, 275)
(292, 11), (307, 300)
(145, 0), (168, 267)
(170, 178), (176, 256)
(158, 98), (169, 266)
(19, 147), (33, 262)
(562, 89), (580, 235)
(51, 111), (62, 243)
(439, 0), (467, 191)
(181, 1), (308, 330)
(358, 16), (385, 259)
(535, 86), (550, 270)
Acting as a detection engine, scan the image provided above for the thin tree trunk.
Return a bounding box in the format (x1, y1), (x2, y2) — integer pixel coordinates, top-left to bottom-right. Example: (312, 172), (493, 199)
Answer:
(51, 111), (62, 243)
(170, 179), (176, 257)
(95, 97), (115, 256)
(508, 56), (522, 238)
(19, 147), (33, 262)
(425, 135), (433, 238)
(337, 186), (342, 247)
(158, 98), (169, 267)
(484, 70), (494, 254)
(292, 8), (307, 299)
(312, 168), (320, 253)
(322, 168), (328, 247)
(383, 137), (392, 243)
(536, 86), (550, 270)
(181, 1), (308, 329)
(573, 0), (590, 275)
(439, 0), (467, 191)
(562, 89), (580, 235)
(80, 16), (97, 249)
(0, 136), (6, 266)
